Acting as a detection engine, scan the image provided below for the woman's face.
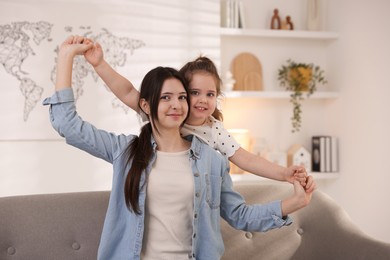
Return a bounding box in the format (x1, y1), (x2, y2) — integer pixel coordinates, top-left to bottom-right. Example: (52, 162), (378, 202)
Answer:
(155, 78), (189, 130)
(186, 73), (217, 125)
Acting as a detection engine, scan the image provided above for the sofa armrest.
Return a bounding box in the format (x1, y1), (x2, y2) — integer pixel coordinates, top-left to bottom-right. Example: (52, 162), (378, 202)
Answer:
(289, 189), (390, 260)
(221, 182), (390, 260)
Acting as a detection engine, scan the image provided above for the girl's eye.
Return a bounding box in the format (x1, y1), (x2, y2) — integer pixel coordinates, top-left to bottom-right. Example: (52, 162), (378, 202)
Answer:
(207, 92), (215, 97)
(190, 90), (199, 96)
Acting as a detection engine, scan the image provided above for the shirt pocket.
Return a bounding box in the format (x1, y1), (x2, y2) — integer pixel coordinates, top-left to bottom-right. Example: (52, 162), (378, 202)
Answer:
(205, 173), (222, 209)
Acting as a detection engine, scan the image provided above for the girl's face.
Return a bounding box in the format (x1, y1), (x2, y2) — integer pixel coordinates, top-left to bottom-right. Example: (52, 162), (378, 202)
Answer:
(186, 73), (217, 125)
(155, 78), (189, 131)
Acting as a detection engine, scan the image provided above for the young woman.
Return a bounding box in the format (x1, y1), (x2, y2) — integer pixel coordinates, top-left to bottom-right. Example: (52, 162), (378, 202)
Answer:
(82, 39), (311, 189)
(44, 35), (315, 260)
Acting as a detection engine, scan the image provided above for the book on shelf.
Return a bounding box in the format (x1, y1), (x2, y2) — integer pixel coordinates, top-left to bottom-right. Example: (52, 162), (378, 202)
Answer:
(221, 0), (245, 29)
(312, 136), (338, 173)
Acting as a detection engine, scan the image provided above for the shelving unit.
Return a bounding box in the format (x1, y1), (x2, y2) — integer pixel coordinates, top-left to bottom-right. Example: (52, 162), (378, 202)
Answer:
(223, 91), (339, 99)
(231, 172), (339, 183)
(219, 2), (340, 182)
(220, 28), (339, 41)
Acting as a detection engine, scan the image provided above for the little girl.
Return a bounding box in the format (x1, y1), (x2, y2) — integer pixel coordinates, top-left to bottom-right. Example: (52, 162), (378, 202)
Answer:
(83, 39), (310, 189)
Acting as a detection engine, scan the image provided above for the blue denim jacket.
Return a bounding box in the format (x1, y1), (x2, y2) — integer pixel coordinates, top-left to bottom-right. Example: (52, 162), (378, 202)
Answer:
(43, 88), (292, 260)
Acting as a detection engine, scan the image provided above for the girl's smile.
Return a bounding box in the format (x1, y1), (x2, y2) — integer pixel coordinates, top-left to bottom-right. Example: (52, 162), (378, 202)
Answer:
(186, 73), (217, 125)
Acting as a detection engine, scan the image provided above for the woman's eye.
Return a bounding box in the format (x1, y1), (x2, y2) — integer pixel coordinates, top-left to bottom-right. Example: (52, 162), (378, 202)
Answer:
(160, 96), (170, 100)
(179, 95), (188, 100)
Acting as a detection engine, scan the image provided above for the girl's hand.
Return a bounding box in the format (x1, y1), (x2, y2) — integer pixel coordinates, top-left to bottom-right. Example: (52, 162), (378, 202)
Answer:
(285, 165), (307, 186)
(84, 40), (104, 67)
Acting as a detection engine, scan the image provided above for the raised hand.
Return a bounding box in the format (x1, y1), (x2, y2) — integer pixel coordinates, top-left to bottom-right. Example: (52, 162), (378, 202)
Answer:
(84, 40), (104, 67)
(55, 35), (93, 91)
(59, 35), (93, 57)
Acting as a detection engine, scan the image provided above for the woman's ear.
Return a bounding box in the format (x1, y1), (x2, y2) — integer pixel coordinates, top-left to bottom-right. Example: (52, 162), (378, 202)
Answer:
(139, 98), (150, 115)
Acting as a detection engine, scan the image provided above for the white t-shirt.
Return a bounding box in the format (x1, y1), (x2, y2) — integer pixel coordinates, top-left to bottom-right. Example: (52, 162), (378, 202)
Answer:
(181, 116), (240, 157)
(141, 150), (194, 260)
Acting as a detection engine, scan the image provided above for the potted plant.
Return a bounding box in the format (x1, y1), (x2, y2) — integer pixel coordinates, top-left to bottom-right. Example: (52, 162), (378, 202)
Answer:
(278, 59), (327, 133)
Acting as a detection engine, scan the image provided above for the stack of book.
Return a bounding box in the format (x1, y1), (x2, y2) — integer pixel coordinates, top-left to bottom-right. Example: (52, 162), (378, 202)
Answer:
(311, 136), (339, 172)
(220, 0), (246, 28)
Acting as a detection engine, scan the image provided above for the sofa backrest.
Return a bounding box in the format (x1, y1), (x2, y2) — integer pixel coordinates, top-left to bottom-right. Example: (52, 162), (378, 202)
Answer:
(0, 191), (109, 260)
(1, 182), (390, 260)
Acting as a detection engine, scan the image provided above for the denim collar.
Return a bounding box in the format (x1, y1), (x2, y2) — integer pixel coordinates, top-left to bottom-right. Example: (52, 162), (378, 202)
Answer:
(149, 134), (202, 160)
(184, 135), (202, 160)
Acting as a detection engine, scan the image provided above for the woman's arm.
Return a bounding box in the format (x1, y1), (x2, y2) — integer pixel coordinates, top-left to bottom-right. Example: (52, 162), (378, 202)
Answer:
(281, 176), (316, 216)
(83, 40), (140, 112)
(55, 35), (93, 91)
(220, 169), (316, 232)
(45, 35), (130, 163)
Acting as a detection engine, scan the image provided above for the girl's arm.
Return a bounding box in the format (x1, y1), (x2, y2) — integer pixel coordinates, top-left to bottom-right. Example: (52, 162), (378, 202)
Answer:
(229, 147), (307, 185)
(83, 40), (140, 112)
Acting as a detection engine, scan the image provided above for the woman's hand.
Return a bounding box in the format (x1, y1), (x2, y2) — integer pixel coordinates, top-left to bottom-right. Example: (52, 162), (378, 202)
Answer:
(55, 35), (93, 91)
(58, 35), (94, 58)
(281, 175), (316, 216)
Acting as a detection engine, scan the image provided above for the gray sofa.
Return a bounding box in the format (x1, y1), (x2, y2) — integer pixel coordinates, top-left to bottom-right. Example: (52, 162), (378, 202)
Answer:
(1, 182), (389, 260)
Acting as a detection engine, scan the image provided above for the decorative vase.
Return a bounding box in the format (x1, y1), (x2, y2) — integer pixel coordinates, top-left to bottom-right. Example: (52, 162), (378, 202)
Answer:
(288, 67), (312, 91)
(307, 0), (321, 31)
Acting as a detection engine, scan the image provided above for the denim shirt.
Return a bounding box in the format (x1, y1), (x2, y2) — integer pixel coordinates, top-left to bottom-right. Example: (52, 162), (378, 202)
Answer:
(43, 88), (292, 260)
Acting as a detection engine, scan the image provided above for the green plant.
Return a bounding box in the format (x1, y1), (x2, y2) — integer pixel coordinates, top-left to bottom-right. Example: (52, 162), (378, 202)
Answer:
(278, 59), (327, 133)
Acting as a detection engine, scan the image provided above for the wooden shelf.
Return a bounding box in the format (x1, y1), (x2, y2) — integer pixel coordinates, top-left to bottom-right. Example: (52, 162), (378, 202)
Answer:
(231, 172), (339, 182)
(223, 91), (339, 99)
(220, 28), (339, 41)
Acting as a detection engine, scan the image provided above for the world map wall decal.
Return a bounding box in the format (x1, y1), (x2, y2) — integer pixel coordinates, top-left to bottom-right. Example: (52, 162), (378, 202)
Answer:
(0, 21), (145, 122)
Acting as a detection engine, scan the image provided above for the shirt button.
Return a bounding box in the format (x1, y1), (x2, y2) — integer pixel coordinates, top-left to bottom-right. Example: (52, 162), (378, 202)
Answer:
(195, 192), (200, 197)
(194, 173), (200, 177)
(194, 213), (198, 218)
(193, 233), (196, 238)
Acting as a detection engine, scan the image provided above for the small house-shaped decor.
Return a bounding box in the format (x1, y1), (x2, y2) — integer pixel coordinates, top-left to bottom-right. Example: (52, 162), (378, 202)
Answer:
(287, 144), (311, 172)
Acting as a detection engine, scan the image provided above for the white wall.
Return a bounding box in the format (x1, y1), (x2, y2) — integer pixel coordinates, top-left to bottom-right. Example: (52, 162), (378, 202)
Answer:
(1, 0), (390, 244)
(0, 0), (220, 196)
(221, 0), (390, 244)
(321, 0), (390, 244)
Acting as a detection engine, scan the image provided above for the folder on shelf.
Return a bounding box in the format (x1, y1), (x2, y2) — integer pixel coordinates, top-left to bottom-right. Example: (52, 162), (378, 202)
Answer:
(312, 135), (338, 173)
(331, 136), (339, 172)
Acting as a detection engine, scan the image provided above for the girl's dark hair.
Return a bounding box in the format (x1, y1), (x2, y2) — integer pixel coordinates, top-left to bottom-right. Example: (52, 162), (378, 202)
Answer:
(179, 56), (223, 121)
(124, 67), (189, 214)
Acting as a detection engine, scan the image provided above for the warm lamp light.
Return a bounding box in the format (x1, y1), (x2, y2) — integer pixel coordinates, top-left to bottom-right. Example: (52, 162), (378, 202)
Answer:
(228, 129), (251, 174)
